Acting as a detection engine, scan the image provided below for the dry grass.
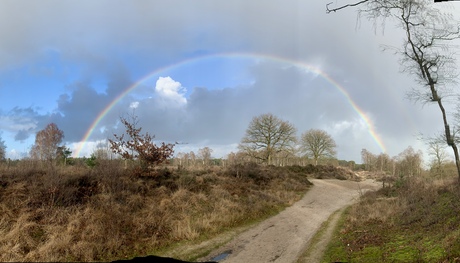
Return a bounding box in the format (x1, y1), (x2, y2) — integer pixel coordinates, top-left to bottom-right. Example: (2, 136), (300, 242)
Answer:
(323, 174), (460, 262)
(0, 161), (312, 261)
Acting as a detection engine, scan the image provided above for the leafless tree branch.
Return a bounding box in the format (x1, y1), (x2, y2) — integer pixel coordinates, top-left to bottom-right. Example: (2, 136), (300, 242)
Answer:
(326, 0), (370, 13)
(327, 0), (460, 180)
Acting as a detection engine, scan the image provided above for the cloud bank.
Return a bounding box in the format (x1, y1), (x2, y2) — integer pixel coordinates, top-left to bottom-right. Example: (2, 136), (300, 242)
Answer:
(0, 0), (451, 162)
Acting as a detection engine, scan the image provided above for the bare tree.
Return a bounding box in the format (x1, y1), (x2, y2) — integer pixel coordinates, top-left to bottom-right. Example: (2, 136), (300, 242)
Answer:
(93, 141), (111, 160)
(0, 133), (6, 161)
(239, 113), (297, 165)
(109, 114), (175, 169)
(227, 151), (250, 165)
(189, 151), (196, 167)
(361, 148), (377, 171)
(300, 129), (337, 165)
(198, 147), (213, 166)
(227, 152), (237, 166)
(30, 123), (64, 163)
(274, 149), (298, 166)
(327, 0), (460, 180)
(427, 139), (448, 176)
(175, 152), (186, 167)
(361, 149), (392, 175)
(395, 146), (423, 177)
(183, 152), (190, 166)
(376, 153), (393, 173)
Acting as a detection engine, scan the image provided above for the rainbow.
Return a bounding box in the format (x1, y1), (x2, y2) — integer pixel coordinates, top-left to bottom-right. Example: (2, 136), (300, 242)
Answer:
(73, 52), (387, 157)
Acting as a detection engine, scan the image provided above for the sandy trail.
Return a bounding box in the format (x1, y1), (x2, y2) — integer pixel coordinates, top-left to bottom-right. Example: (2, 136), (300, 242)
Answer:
(201, 179), (380, 263)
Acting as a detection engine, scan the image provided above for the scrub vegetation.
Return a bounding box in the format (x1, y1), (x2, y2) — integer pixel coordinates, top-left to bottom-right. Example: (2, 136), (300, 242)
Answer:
(6, 113), (459, 262)
(0, 160), (315, 261)
(322, 173), (460, 262)
(0, 113), (352, 262)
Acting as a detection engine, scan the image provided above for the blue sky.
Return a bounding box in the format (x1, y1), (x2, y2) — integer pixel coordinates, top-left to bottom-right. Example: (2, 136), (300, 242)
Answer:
(1, 0), (458, 162)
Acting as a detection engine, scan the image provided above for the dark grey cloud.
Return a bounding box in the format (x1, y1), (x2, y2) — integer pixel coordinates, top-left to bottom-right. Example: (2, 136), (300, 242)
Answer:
(1, 0), (454, 161)
(14, 129), (32, 142)
(0, 1), (391, 69)
(3, 107), (42, 141)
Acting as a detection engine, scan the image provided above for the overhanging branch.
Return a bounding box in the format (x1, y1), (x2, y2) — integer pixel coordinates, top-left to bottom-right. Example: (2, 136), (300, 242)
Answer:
(326, 0), (369, 13)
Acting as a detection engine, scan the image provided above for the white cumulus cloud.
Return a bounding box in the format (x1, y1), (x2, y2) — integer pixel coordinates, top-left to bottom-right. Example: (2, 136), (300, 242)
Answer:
(155, 76), (187, 107)
(130, 101), (139, 109)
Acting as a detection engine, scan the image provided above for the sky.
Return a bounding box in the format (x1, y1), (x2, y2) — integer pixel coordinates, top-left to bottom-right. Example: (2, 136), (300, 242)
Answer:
(1, 0), (459, 163)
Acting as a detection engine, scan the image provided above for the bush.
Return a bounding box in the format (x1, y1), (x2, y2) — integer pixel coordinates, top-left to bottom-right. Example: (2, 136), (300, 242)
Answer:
(226, 162), (261, 178)
(85, 154), (98, 168)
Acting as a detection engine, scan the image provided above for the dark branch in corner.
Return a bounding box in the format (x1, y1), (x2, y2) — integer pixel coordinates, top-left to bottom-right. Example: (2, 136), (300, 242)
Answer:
(326, 0), (370, 13)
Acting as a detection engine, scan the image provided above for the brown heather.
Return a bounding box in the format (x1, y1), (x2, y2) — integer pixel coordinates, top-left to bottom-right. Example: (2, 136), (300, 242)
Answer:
(0, 160), (312, 262)
(324, 174), (460, 262)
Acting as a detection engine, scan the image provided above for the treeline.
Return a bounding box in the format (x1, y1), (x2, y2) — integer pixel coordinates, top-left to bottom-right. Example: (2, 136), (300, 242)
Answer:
(360, 144), (459, 181)
(0, 112), (346, 172)
(7, 112), (455, 179)
(173, 150), (341, 169)
(360, 147), (424, 177)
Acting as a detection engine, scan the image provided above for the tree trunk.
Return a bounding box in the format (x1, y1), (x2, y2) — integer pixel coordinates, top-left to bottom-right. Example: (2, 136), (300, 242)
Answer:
(432, 94), (460, 181)
(451, 143), (460, 182)
(404, 11), (460, 181)
(432, 89), (460, 182)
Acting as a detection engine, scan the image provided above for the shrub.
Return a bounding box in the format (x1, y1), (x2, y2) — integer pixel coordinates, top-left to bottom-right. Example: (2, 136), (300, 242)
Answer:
(108, 114), (174, 170)
(85, 154), (98, 168)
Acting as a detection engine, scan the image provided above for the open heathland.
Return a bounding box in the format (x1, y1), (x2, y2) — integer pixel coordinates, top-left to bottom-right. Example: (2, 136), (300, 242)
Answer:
(0, 160), (318, 262)
(322, 176), (460, 263)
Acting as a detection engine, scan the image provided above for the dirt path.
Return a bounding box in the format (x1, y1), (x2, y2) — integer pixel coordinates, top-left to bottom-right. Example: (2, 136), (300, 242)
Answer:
(200, 179), (380, 263)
